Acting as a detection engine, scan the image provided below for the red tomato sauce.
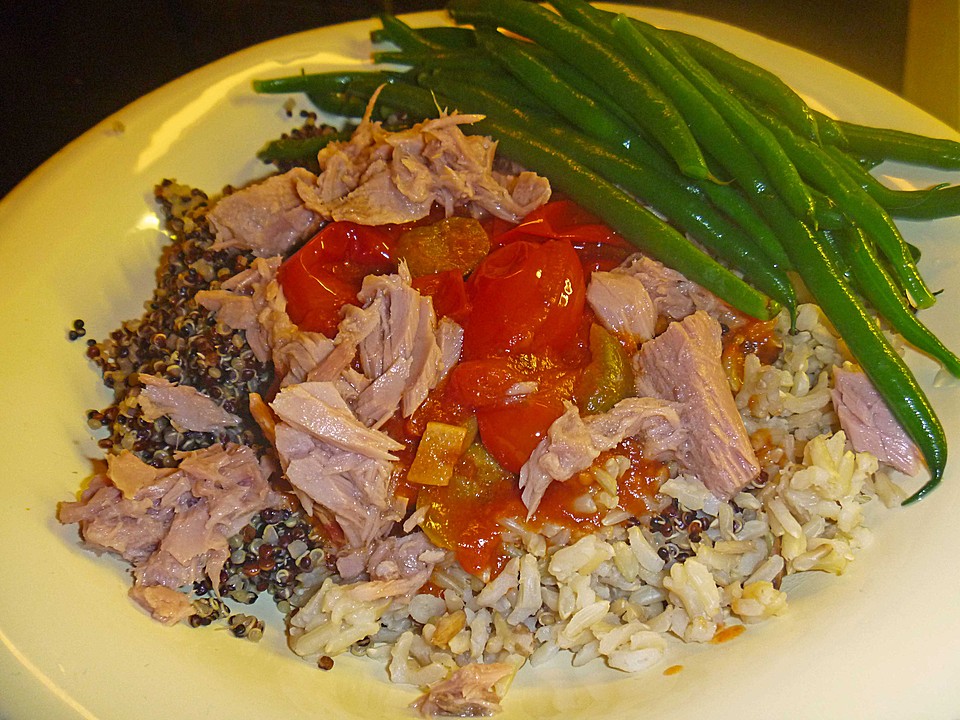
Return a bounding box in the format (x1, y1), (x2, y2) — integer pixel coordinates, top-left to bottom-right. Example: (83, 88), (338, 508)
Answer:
(279, 200), (665, 578)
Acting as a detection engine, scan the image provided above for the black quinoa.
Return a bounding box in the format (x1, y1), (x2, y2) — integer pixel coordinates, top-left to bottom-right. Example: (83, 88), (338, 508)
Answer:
(82, 180), (274, 467)
(213, 507), (330, 608)
(646, 498), (712, 569)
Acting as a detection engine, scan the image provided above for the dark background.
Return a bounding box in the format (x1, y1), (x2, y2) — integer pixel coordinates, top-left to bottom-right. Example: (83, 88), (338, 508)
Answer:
(0, 0), (909, 200)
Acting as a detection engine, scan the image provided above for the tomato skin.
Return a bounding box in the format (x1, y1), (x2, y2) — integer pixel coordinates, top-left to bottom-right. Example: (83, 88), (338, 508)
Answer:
(412, 270), (472, 324)
(476, 392), (567, 474)
(446, 358), (525, 409)
(278, 259), (358, 338)
(493, 199), (626, 247)
(277, 222), (398, 336)
(463, 238), (586, 360)
(493, 199), (633, 273)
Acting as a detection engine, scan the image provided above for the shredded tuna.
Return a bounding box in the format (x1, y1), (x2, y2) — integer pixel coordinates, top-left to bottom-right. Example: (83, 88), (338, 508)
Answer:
(57, 471), (175, 565)
(586, 270), (656, 345)
(619, 255), (744, 329)
(306, 302), (382, 383)
(57, 444), (278, 621)
(106, 450), (174, 499)
(270, 382), (406, 567)
(208, 167), (322, 257)
(366, 531), (446, 581)
(832, 365), (921, 476)
(128, 584), (196, 626)
(636, 311), (761, 498)
(340, 532), (448, 600)
(344, 264), (449, 425)
(412, 662), (515, 718)
(137, 374), (240, 433)
(195, 257), (279, 363)
(437, 318), (465, 380)
(271, 382), (403, 461)
(196, 256), (334, 385)
(297, 93), (551, 225)
(520, 398), (684, 517)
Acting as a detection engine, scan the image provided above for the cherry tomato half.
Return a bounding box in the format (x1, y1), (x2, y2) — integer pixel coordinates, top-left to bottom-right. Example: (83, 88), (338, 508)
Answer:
(493, 199), (633, 273)
(476, 392), (567, 474)
(462, 238), (586, 360)
(412, 270), (472, 324)
(277, 222), (398, 336)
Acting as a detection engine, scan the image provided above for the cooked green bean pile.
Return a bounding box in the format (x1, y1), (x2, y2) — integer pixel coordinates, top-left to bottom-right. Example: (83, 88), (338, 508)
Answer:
(253, 0), (960, 503)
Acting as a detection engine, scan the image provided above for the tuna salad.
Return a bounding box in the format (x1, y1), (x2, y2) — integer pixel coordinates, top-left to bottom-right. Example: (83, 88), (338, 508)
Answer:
(60, 102), (922, 716)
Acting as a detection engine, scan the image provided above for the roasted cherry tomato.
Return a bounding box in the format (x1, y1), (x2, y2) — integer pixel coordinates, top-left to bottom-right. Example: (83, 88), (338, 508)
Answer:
(492, 198), (633, 272)
(462, 238), (586, 360)
(446, 358), (526, 409)
(476, 392), (567, 474)
(446, 354), (578, 473)
(412, 270), (472, 324)
(277, 222), (397, 336)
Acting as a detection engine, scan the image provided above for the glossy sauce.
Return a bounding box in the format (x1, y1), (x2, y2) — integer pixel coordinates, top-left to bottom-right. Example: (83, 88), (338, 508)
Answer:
(721, 318), (782, 392)
(711, 624), (746, 644)
(364, 207), (668, 578)
(395, 410), (666, 577)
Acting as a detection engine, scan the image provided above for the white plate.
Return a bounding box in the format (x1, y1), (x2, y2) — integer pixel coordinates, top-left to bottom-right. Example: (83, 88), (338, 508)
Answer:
(2, 7), (960, 719)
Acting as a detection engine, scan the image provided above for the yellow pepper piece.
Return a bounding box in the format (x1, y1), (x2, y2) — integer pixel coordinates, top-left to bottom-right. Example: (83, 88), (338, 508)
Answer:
(396, 216), (491, 277)
(407, 421), (470, 486)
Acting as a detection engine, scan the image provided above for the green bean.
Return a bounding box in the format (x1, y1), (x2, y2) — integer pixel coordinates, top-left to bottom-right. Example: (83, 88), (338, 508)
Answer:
(530, 50), (637, 129)
(370, 24), (477, 49)
(751, 105), (937, 309)
(414, 67), (556, 116)
(507, 0), (800, 262)
(811, 110), (848, 147)
(548, 0), (618, 40)
(824, 144), (960, 220)
(383, 20), (638, 129)
(779, 222), (946, 504)
(835, 225), (960, 377)
(417, 71), (794, 310)
(370, 49), (499, 70)
(693, 176), (792, 267)
(811, 193), (847, 230)
(610, 15), (817, 224)
(474, 29), (635, 146)
(832, 119), (960, 170)
(374, 14), (447, 53)
(256, 131), (352, 167)
(253, 71), (359, 96)
(473, 33), (792, 267)
(584, 12), (818, 266)
(446, 0), (712, 180)
(551, 0), (819, 144)
(305, 90), (370, 119)
(665, 30), (820, 142)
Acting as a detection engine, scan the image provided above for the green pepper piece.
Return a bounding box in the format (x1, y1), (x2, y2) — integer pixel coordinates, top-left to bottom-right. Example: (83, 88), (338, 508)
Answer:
(574, 324), (635, 415)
